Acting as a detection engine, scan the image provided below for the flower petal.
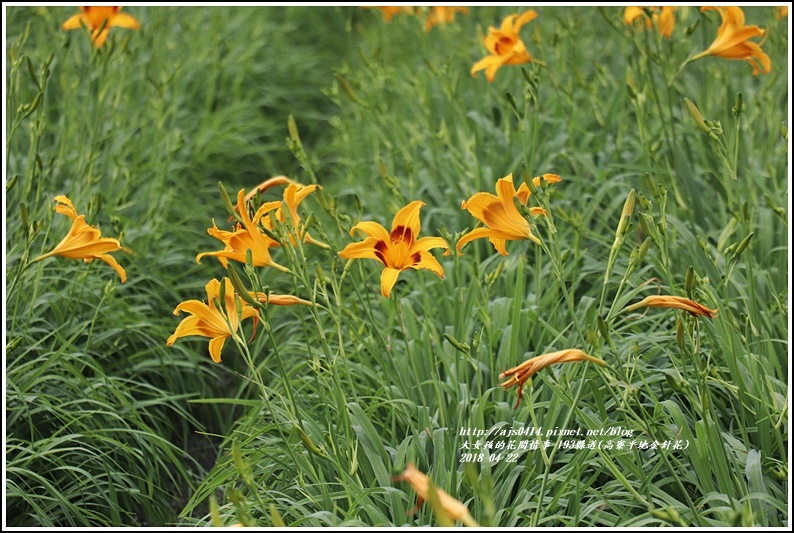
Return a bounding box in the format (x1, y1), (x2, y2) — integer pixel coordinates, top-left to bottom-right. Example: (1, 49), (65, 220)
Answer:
(456, 227), (513, 255)
(489, 237), (508, 256)
(350, 220), (390, 242)
(96, 253), (127, 283)
(62, 13), (86, 30)
(411, 236), (449, 255)
(513, 10), (538, 33)
(338, 237), (384, 263)
(208, 336), (227, 363)
(391, 200), (425, 245)
(380, 267), (401, 298)
(411, 251), (444, 278)
(108, 12), (139, 30)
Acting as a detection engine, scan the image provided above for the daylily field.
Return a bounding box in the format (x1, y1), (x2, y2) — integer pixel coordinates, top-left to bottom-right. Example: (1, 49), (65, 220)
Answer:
(4, 5), (790, 528)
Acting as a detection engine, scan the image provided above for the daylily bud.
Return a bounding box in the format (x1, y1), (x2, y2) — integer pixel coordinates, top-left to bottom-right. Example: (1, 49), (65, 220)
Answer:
(295, 425), (326, 457)
(218, 181), (238, 220)
(227, 264), (258, 307)
(665, 373), (687, 393)
(639, 213), (656, 241)
(729, 232), (754, 263)
(685, 266), (696, 297)
(24, 93), (42, 117)
(314, 262), (327, 285)
(26, 56), (40, 90)
(270, 504), (286, 527)
(335, 73), (361, 105)
(20, 202), (29, 237)
(521, 162), (539, 196)
(596, 315), (611, 344)
(616, 189), (636, 238)
(732, 91), (743, 117)
(209, 494), (223, 527)
(443, 333), (470, 355)
(626, 71), (638, 100)
(287, 114), (301, 144)
(638, 192), (652, 211)
(637, 237), (652, 263)
(231, 440), (253, 485)
(675, 317), (686, 350)
(683, 98), (709, 132)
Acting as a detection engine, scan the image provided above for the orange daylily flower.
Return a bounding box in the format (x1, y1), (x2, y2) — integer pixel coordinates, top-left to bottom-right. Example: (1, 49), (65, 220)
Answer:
(393, 463), (479, 527)
(471, 10), (537, 82)
(625, 295), (719, 318)
(693, 6), (771, 75)
(196, 189), (288, 272)
(167, 278), (260, 363)
(500, 349), (607, 408)
(231, 176), (294, 221)
(424, 6), (469, 32)
(363, 6), (415, 22)
(777, 6), (788, 19)
(456, 173), (561, 256)
(261, 183), (328, 249)
(33, 195), (127, 283)
(62, 6), (139, 48)
(339, 201), (449, 298)
(624, 6), (676, 39)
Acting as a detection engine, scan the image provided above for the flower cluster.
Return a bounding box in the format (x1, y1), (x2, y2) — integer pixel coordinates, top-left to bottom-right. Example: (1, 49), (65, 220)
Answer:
(622, 6), (771, 75)
(168, 179), (320, 362)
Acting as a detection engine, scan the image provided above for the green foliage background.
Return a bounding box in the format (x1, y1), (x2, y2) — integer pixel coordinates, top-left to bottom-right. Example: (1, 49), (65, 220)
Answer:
(5, 5), (789, 527)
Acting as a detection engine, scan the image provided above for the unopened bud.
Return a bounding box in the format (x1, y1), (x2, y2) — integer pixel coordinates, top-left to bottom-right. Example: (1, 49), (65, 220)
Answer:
(26, 56), (40, 90)
(615, 189), (636, 238)
(443, 333), (470, 355)
(732, 91), (743, 118)
(683, 98), (709, 132)
(729, 232), (754, 263)
(521, 162), (539, 196)
(637, 237), (652, 263)
(217, 182), (238, 220)
(287, 115), (300, 144)
(295, 425), (326, 457)
(685, 266), (696, 297)
(227, 264), (258, 306)
(20, 202), (29, 235)
(675, 317), (686, 350)
(6, 174), (18, 193)
(639, 213), (656, 241)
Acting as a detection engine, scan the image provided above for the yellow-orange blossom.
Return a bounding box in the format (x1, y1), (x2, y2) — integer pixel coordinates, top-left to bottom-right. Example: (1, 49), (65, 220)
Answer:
(167, 278), (259, 363)
(500, 349), (607, 408)
(471, 10), (538, 82)
(339, 201), (449, 298)
(693, 6), (771, 75)
(62, 6), (139, 48)
(33, 195), (127, 283)
(624, 7), (676, 38)
(457, 173), (561, 256)
(393, 463), (478, 527)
